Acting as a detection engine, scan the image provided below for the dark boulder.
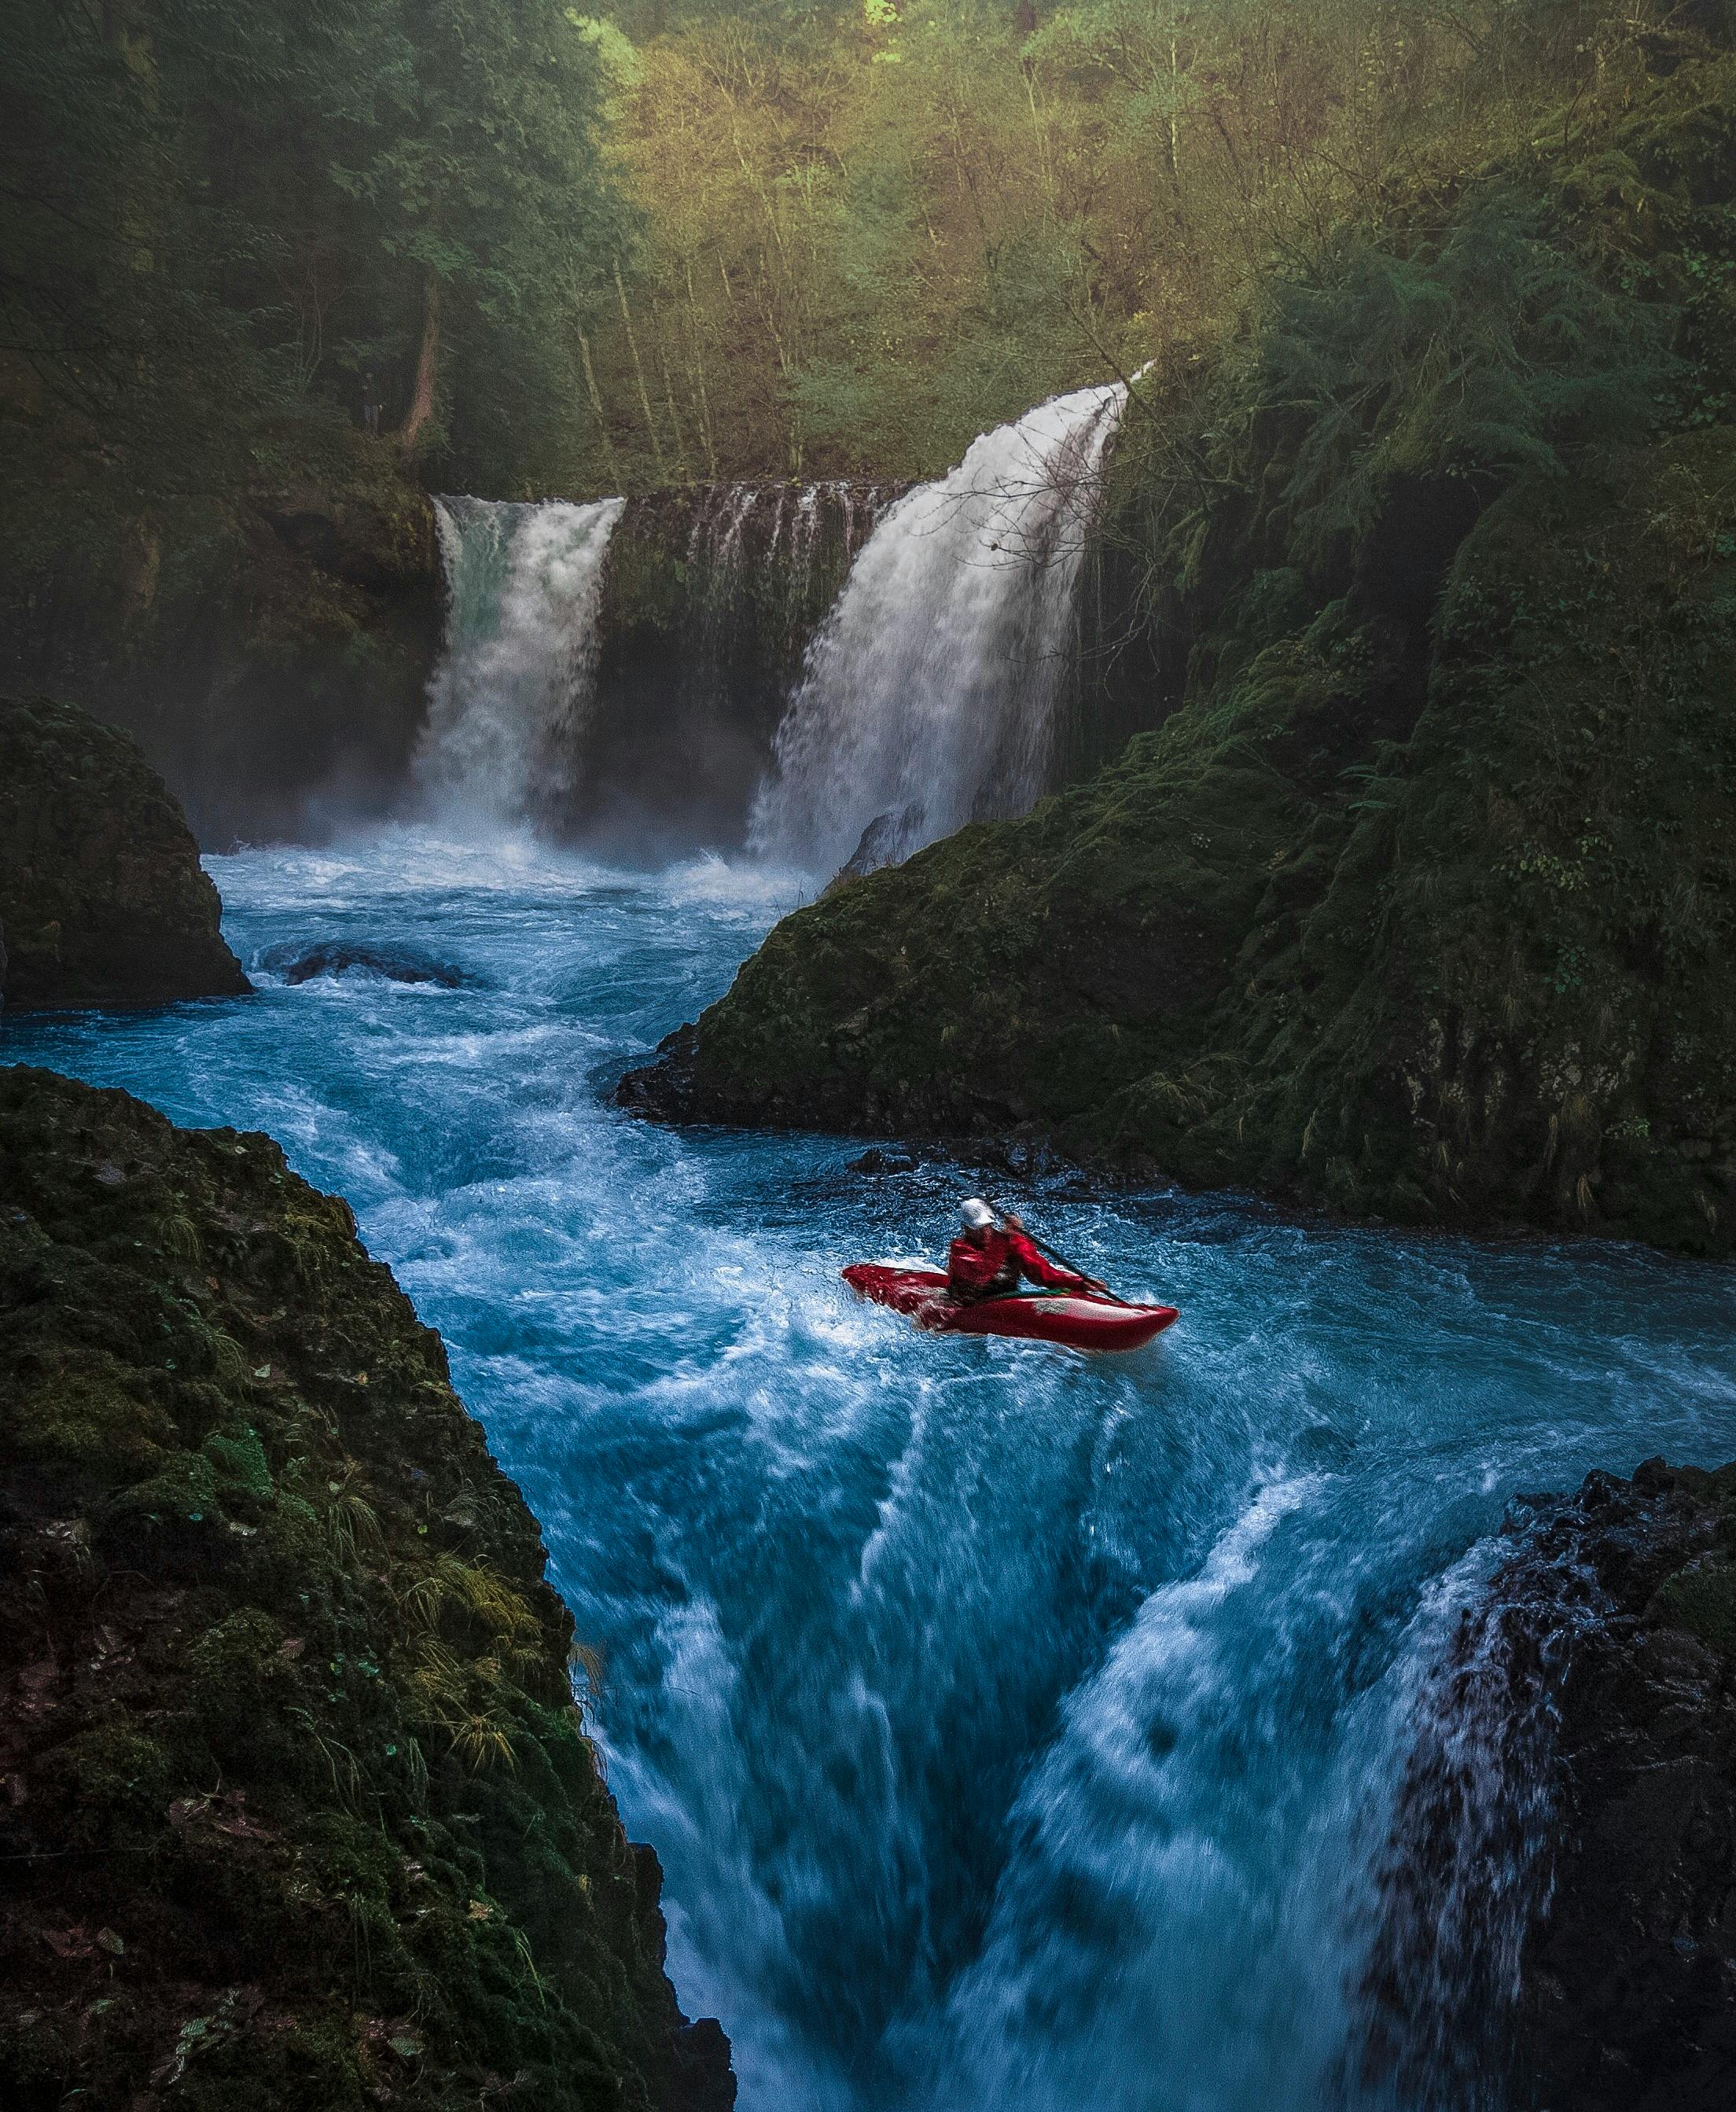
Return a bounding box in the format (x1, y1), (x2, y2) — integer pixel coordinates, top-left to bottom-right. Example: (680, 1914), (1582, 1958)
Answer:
(0, 1065), (734, 2111)
(1370, 1459), (1736, 2111)
(257, 940), (467, 988)
(0, 695), (248, 1008)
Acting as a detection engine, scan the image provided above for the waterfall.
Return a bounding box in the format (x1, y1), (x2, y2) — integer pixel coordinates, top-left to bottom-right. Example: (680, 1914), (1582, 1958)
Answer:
(415, 495), (625, 832)
(1359, 1499), (1609, 2107)
(680, 478), (888, 646)
(748, 381), (1131, 878)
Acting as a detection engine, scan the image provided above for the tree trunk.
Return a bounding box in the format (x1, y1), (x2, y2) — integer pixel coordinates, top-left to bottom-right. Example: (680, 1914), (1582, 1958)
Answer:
(578, 330), (621, 483)
(401, 272), (441, 454)
(615, 259), (668, 477)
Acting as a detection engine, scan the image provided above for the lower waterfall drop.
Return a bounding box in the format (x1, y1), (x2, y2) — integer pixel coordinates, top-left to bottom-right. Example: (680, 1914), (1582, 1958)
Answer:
(415, 495), (625, 832)
(748, 380), (1131, 880)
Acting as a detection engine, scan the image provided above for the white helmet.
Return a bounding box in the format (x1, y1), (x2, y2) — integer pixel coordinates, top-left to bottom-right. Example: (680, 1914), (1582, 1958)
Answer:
(960, 1197), (995, 1231)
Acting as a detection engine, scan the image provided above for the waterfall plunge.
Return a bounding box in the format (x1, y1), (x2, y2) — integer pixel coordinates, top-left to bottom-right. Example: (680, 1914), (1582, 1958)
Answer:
(748, 381), (1130, 878)
(415, 495), (625, 832)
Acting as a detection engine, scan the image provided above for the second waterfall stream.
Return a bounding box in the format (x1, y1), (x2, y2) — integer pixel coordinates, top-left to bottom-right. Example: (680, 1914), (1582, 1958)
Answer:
(415, 377), (1133, 870)
(749, 379), (1130, 877)
(415, 495), (626, 833)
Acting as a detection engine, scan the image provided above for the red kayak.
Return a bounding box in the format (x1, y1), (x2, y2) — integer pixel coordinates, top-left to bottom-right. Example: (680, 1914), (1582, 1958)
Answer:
(842, 1264), (1179, 1354)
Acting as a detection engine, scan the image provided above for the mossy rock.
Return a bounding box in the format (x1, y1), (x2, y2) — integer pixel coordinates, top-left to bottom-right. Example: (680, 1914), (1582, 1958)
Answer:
(1652, 1553), (1736, 1654)
(0, 695), (249, 1007)
(0, 1065), (733, 2112)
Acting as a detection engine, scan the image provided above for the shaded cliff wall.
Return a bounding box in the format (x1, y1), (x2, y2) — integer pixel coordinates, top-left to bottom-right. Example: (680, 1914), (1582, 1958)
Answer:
(579, 481), (896, 856)
(0, 1065), (734, 2112)
(2, 452), (444, 851)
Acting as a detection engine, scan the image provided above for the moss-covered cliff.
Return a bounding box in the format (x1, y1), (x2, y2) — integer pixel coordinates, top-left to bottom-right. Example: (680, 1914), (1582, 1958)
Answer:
(625, 57), (1736, 1257)
(0, 697), (248, 1010)
(0, 1066), (733, 2112)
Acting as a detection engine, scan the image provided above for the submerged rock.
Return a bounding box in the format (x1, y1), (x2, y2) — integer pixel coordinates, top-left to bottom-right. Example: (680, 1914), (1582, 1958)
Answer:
(258, 940), (468, 988)
(826, 804), (925, 892)
(0, 697), (249, 1009)
(0, 1065), (734, 2112)
(848, 1146), (920, 1175)
(1370, 1458), (1736, 2111)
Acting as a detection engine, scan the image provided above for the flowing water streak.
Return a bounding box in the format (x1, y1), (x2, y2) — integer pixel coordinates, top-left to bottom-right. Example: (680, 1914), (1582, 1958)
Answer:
(8, 837), (1736, 2112)
(415, 495), (625, 830)
(748, 382), (1130, 878)
(1358, 1498), (1616, 2110)
(682, 480), (891, 644)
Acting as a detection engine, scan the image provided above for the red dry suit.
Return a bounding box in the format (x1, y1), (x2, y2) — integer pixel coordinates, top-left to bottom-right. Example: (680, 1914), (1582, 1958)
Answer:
(946, 1227), (1084, 1301)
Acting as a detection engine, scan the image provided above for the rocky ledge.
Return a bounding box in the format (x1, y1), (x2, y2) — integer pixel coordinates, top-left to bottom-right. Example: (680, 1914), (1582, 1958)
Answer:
(0, 1065), (733, 2112)
(1370, 1457), (1736, 2112)
(0, 697), (248, 1009)
(620, 64), (1736, 1258)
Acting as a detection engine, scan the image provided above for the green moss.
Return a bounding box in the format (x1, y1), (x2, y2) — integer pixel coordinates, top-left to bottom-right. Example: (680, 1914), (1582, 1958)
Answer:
(648, 60), (1736, 1257)
(0, 1065), (724, 2112)
(39, 1722), (174, 1851)
(1652, 1555), (1736, 1654)
(113, 1446), (223, 1525)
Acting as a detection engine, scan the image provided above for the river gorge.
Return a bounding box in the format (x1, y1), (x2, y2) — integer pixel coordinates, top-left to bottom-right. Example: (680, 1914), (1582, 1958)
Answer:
(9, 828), (1734, 2110)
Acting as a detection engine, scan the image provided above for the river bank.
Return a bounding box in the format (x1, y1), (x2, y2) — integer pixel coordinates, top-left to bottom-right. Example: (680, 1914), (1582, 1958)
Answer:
(0, 1060), (734, 2111)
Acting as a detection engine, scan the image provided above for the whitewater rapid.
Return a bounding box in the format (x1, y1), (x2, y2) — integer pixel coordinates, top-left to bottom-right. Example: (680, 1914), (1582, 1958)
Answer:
(7, 833), (1735, 2111)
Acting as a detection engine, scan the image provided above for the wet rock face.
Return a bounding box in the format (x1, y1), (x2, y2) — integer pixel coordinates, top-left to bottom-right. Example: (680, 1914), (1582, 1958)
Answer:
(256, 940), (468, 988)
(1371, 1460), (1736, 2112)
(0, 1065), (734, 2112)
(0, 696), (249, 1008)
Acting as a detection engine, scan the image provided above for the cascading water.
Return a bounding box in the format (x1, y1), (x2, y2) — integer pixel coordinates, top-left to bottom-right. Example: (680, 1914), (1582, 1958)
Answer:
(415, 495), (625, 830)
(412, 483), (888, 854)
(748, 381), (1130, 878)
(14, 834), (1736, 2112)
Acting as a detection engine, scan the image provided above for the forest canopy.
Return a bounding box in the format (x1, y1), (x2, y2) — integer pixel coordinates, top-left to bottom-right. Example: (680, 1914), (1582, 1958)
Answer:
(2, 0), (1733, 553)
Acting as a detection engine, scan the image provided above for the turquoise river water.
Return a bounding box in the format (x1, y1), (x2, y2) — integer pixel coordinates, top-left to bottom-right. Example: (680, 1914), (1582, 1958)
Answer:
(6, 830), (1734, 2112)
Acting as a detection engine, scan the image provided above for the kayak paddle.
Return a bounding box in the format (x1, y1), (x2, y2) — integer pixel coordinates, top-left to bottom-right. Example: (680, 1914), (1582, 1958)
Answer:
(988, 1202), (1137, 1308)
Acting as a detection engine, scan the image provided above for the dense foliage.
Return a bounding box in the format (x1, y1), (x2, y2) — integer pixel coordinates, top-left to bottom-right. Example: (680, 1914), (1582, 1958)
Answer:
(628, 47), (1736, 1254)
(0, 0), (625, 577)
(583, 0), (1736, 480)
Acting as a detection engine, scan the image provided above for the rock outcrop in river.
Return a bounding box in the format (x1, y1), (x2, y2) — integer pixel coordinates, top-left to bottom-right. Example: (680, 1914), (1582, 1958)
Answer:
(0, 1065), (734, 2112)
(0, 697), (248, 1010)
(623, 59), (1736, 1258)
(1370, 1457), (1736, 2112)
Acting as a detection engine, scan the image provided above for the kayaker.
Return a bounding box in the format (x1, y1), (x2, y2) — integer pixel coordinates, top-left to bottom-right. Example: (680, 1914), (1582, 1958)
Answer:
(947, 1198), (1098, 1302)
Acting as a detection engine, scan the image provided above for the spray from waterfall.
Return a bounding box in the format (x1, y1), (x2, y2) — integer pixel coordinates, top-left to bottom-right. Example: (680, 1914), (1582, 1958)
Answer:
(748, 381), (1131, 879)
(415, 495), (625, 833)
